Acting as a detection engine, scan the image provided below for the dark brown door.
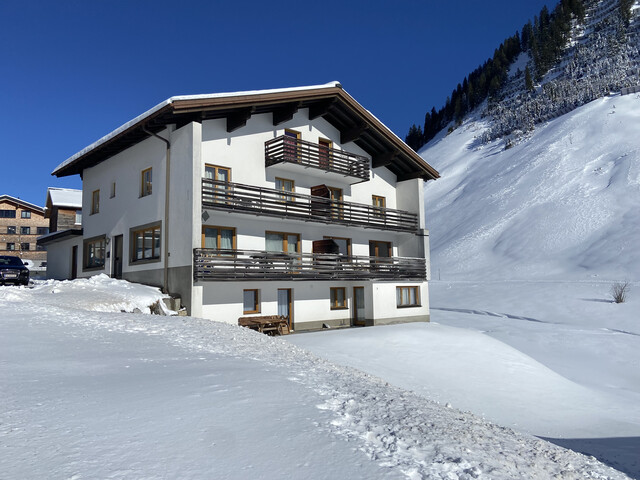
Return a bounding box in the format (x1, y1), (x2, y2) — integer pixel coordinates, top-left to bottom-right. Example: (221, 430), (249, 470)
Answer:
(112, 235), (123, 279)
(71, 245), (78, 279)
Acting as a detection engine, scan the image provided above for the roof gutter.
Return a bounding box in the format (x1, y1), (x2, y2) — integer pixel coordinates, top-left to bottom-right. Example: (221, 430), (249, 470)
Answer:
(142, 126), (171, 295)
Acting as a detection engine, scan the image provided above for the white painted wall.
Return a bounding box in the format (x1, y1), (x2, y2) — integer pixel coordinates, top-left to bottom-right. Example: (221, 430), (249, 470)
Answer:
(371, 281), (430, 322)
(44, 236), (83, 280)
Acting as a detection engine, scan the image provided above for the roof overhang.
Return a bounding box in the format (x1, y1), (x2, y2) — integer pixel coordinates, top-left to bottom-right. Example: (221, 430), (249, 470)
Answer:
(0, 195), (44, 214)
(37, 228), (83, 246)
(52, 82), (439, 181)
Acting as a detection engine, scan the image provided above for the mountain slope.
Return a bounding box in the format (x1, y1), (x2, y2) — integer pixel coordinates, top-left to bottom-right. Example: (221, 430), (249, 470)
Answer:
(421, 93), (640, 281)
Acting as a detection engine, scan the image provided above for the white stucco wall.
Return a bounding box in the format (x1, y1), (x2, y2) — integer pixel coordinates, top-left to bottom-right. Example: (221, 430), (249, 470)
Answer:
(44, 236), (83, 280)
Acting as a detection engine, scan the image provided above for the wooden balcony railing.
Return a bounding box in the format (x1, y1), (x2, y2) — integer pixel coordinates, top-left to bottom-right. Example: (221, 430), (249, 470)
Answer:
(265, 135), (370, 181)
(202, 179), (419, 233)
(194, 248), (426, 281)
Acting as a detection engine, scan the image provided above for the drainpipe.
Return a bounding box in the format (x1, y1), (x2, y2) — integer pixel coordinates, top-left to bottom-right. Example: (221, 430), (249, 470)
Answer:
(142, 126), (171, 294)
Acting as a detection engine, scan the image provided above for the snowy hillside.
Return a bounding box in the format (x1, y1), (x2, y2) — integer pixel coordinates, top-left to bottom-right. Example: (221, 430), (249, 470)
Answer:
(421, 93), (640, 281)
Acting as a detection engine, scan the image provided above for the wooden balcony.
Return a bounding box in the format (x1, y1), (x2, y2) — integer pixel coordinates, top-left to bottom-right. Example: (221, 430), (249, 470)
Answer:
(265, 135), (370, 182)
(193, 248), (426, 281)
(202, 179), (419, 233)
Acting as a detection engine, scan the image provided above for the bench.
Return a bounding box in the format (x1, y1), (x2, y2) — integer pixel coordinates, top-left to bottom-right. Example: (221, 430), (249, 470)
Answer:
(238, 315), (290, 335)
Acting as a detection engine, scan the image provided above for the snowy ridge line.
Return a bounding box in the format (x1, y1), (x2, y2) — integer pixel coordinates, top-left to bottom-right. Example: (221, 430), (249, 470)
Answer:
(1, 283), (629, 479)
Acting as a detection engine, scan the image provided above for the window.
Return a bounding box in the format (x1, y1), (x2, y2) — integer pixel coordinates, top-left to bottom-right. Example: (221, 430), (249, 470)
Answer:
(323, 236), (351, 256)
(91, 190), (100, 215)
(0, 210), (16, 218)
(20, 226), (31, 235)
(330, 287), (347, 310)
(275, 177), (295, 201)
(369, 240), (392, 258)
(141, 168), (152, 197)
(21, 211), (31, 219)
(36, 244), (46, 251)
(20, 242), (30, 251)
(397, 286), (420, 307)
(284, 129), (301, 161)
(131, 223), (161, 262)
(204, 165), (232, 204)
(318, 138), (332, 169)
(266, 231), (300, 253)
(202, 226), (235, 254)
(328, 186), (343, 219)
(110, 182), (116, 198)
(37, 227), (49, 235)
(6, 243), (15, 251)
(84, 236), (106, 270)
(75, 210), (82, 225)
(7, 226), (16, 234)
(243, 289), (260, 314)
(372, 195), (386, 208)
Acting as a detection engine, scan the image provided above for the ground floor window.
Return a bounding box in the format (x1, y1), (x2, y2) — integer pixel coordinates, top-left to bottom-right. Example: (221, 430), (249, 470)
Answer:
(396, 286), (420, 308)
(20, 242), (30, 251)
(83, 235), (106, 270)
(330, 287), (347, 310)
(243, 289), (260, 314)
(6, 243), (15, 251)
(130, 223), (161, 263)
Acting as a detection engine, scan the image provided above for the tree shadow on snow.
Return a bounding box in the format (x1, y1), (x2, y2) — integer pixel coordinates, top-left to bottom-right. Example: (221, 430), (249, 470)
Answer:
(539, 436), (640, 479)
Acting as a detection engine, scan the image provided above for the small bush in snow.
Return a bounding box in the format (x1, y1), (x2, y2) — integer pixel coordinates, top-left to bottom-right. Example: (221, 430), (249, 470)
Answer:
(611, 281), (630, 303)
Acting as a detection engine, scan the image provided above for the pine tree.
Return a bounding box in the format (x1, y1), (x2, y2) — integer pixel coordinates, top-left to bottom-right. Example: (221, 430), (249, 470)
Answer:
(525, 65), (534, 91)
(619, 0), (633, 26)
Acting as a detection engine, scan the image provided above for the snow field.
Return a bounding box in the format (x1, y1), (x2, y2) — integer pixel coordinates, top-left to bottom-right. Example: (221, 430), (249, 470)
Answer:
(0, 278), (630, 479)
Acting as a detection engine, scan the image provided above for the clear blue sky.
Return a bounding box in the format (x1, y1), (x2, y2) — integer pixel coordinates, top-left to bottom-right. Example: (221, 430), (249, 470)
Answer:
(1, 0), (549, 206)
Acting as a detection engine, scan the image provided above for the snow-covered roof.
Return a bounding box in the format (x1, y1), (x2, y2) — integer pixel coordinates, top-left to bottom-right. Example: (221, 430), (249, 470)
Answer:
(53, 82), (342, 176)
(0, 194), (44, 213)
(52, 82), (439, 181)
(46, 187), (82, 209)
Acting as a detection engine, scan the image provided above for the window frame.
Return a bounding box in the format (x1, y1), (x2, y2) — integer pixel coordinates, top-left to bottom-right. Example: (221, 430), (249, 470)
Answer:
(7, 226), (16, 234)
(0, 210), (16, 218)
(201, 225), (236, 254)
(21, 211), (31, 219)
(396, 286), (421, 308)
(37, 227), (49, 235)
(243, 289), (260, 314)
(330, 287), (348, 310)
(20, 242), (30, 251)
(20, 226), (31, 235)
(275, 177), (295, 201)
(130, 222), (162, 264)
(265, 231), (300, 253)
(6, 242), (15, 251)
(83, 235), (106, 271)
(91, 189), (100, 215)
(140, 167), (152, 197)
(369, 240), (392, 258)
(323, 236), (352, 256)
(110, 181), (116, 198)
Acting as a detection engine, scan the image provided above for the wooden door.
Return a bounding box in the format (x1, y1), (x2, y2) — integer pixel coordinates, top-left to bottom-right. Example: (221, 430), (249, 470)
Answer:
(112, 235), (123, 279)
(278, 288), (293, 330)
(353, 287), (365, 326)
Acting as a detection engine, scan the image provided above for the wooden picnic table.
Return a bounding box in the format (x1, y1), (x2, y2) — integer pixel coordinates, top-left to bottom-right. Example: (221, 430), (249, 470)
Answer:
(238, 315), (290, 335)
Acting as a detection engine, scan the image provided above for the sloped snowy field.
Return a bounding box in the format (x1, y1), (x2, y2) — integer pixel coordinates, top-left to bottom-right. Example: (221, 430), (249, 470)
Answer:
(0, 277), (630, 479)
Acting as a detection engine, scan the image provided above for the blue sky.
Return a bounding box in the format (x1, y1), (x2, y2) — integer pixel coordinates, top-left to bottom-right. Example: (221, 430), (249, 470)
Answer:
(1, 0), (549, 206)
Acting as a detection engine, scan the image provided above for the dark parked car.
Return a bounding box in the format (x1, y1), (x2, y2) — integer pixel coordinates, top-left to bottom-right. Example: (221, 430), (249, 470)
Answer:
(0, 256), (30, 286)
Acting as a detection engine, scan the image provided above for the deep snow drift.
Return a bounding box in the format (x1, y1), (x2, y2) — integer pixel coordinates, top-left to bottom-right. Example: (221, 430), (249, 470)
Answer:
(420, 94), (640, 281)
(0, 278), (630, 479)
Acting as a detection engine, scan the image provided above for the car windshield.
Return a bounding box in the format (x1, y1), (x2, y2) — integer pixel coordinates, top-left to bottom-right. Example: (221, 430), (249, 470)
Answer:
(0, 257), (24, 266)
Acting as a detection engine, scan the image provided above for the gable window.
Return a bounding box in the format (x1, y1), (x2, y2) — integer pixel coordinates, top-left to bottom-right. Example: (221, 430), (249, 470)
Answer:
(397, 286), (420, 308)
(37, 227), (49, 235)
(20, 242), (30, 251)
(243, 289), (260, 314)
(21, 211), (31, 219)
(83, 235), (106, 270)
(141, 168), (152, 197)
(275, 177), (295, 201)
(330, 287), (347, 310)
(6, 243), (15, 251)
(266, 231), (300, 253)
(202, 226), (235, 254)
(7, 226), (16, 234)
(131, 223), (161, 263)
(318, 138), (332, 169)
(20, 226), (31, 235)
(91, 190), (100, 215)
(0, 210), (16, 218)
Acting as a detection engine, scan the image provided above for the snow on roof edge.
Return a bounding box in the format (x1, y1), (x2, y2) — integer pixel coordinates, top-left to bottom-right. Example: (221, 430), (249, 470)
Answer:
(47, 187), (83, 208)
(0, 194), (44, 212)
(52, 81), (342, 176)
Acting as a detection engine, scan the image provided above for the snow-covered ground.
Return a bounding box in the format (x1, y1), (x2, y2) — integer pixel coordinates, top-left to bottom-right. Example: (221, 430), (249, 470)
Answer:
(0, 278), (631, 479)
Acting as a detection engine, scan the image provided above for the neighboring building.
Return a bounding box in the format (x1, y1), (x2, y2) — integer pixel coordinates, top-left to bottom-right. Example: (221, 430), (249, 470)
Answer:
(44, 187), (83, 232)
(0, 195), (48, 263)
(46, 82), (439, 330)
